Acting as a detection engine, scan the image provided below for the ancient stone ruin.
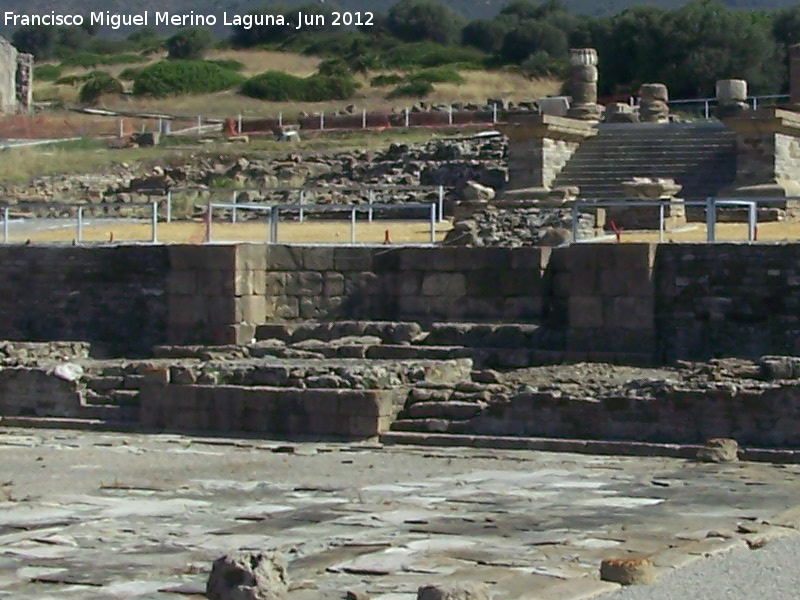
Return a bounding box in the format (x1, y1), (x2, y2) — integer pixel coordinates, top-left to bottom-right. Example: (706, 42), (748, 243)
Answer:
(0, 36), (32, 114)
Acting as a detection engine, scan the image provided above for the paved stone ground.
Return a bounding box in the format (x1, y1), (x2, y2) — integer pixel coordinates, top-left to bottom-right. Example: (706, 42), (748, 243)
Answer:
(1, 428), (800, 600)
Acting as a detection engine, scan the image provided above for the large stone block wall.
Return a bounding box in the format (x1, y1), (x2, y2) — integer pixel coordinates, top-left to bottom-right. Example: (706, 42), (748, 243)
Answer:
(139, 382), (402, 437)
(0, 246), (170, 356)
(655, 244), (800, 362)
(507, 138), (580, 189)
(260, 245), (548, 323)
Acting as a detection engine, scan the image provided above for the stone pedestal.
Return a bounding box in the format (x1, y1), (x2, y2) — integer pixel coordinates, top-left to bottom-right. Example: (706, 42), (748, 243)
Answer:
(639, 84), (669, 123)
(715, 79), (748, 119)
(499, 113), (596, 193)
(0, 37), (18, 113)
(721, 108), (800, 217)
(566, 48), (603, 121)
(15, 53), (32, 113)
(610, 178), (687, 230)
(605, 102), (639, 123)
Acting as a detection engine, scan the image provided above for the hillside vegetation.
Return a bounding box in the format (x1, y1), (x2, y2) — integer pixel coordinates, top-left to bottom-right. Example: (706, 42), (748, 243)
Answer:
(14, 0), (800, 114)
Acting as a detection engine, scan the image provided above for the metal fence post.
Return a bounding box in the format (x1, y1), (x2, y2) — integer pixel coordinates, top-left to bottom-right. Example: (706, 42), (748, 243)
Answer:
(350, 207), (357, 244)
(430, 203), (436, 244)
(437, 186), (444, 222)
(368, 189), (374, 223)
(237, 113), (242, 134)
(278, 112), (283, 128)
(748, 202), (757, 241)
(197, 114), (202, 135)
(299, 190), (305, 223)
(448, 105), (453, 126)
(151, 201), (158, 244)
(571, 203), (579, 242)
(320, 111), (324, 130)
(405, 107), (409, 128)
(270, 207), (279, 243)
(231, 190), (238, 223)
(704, 100), (710, 119)
(492, 103), (498, 124)
(362, 109), (367, 129)
(706, 197), (716, 242)
(2, 207), (8, 244)
(77, 206), (84, 245)
(166, 190), (172, 223)
(658, 203), (665, 243)
(206, 203), (213, 244)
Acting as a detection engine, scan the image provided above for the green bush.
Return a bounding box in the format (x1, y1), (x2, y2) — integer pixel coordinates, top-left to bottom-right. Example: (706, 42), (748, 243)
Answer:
(166, 27), (214, 60)
(133, 60), (245, 97)
(205, 59), (245, 72)
(381, 42), (488, 69)
(79, 72), (123, 105)
(55, 70), (109, 85)
(386, 80), (434, 99)
(370, 74), (404, 87)
(118, 67), (142, 81)
(35, 64), (61, 81)
(241, 71), (357, 101)
(60, 52), (146, 68)
(406, 66), (465, 84)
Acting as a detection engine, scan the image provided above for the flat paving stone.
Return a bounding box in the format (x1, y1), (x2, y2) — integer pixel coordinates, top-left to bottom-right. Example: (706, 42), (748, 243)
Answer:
(1, 427), (800, 599)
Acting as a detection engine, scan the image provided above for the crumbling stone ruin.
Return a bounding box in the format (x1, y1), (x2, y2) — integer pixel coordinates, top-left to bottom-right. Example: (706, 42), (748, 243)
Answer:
(0, 36), (32, 114)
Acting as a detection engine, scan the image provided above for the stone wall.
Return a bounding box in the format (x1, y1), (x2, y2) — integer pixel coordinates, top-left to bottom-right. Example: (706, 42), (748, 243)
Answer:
(0, 37), (18, 113)
(507, 138), (581, 189)
(139, 382), (402, 437)
(654, 244), (800, 362)
(15, 52), (32, 112)
(0, 246), (170, 356)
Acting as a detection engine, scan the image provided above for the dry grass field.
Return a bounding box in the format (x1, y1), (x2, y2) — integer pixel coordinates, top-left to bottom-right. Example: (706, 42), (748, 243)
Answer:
(11, 219), (454, 245)
(34, 49), (561, 119)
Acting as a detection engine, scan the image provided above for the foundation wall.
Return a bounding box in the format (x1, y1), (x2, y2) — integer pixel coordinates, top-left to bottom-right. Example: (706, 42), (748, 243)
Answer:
(0, 243), (799, 363)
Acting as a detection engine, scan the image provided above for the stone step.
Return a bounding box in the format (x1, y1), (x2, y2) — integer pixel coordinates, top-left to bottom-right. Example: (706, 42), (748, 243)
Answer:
(564, 153), (734, 164)
(0, 416), (139, 432)
(257, 321), (425, 345)
(79, 404), (139, 421)
(420, 322), (542, 347)
(403, 400), (487, 420)
(364, 345), (473, 361)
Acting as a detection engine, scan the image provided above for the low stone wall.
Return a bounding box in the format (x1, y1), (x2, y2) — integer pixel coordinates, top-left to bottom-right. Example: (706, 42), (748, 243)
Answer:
(0, 368), (83, 418)
(139, 383), (403, 437)
(414, 383), (800, 447)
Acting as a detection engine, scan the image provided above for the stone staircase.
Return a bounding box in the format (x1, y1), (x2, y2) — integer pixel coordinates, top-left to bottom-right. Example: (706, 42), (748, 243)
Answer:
(553, 122), (737, 207)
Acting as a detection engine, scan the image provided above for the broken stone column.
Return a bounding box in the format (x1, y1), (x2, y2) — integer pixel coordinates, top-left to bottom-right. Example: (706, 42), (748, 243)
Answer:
(15, 53), (33, 113)
(600, 557), (657, 585)
(566, 48), (603, 121)
(614, 177), (687, 230)
(639, 84), (669, 123)
(605, 102), (639, 123)
(715, 79), (748, 119)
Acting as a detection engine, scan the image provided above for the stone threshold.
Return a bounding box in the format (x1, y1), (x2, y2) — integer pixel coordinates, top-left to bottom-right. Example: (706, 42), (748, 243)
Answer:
(380, 432), (800, 463)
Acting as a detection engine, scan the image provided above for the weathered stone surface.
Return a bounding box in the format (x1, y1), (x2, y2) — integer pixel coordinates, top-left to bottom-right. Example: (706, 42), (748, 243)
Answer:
(600, 557), (656, 585)
(417, 583), (491, 600)
(207, 551), (289, 600)
(696, 438), (739, 463)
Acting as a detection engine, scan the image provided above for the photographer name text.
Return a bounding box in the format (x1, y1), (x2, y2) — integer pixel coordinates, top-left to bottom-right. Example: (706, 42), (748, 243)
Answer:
(4, 10), (374, 30)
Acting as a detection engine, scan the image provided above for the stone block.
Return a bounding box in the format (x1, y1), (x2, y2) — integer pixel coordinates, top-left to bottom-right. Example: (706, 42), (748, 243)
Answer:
(168, 294), (207, 326)
(265, 272), (287, 294)
(397, 272), (422, 296)
(323, 272), (345, 296)
(167, 270), (196, 295)
(300, 297), (323, 319)
(399, 248), (439, 271)
(267, 245), (303, 270)
(612, 243), (655, 272)
(397, 295), (429, 317)
(605, 296), (654, 329)
(334, 247), (374, 271)
(510, 246), (545, 270)
(235, 244), (268, 270)
(285, 271), (323, 296)
(504, 297), (543, 319)
(465, 269), (503, 297)
(234, 269), (267, 296)
(275, 297), (299, 319)
(231, 323), (256, 344)
(422, 273), (466, 297)
(344, 272), (379, 295)
(169, 245), (236, 271)
(502, 269), (542, 295)
(568, 296), (603, 328)
(195, 270), (234, 296)
(303, 247), (335, 270)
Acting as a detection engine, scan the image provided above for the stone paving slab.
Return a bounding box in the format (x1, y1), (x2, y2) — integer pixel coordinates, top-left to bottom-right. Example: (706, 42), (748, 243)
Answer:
(1, 428), (800, 600)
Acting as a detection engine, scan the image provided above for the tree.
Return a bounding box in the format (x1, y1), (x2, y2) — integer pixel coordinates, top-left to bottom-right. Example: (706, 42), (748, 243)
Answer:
(500, 21), (568, 64)
(229, 4), (291, 47)
(12, 26), (59, 59)
(462, 19), (508, 54)
(386, 0), (466, 45)
(166, 27), (214, 60)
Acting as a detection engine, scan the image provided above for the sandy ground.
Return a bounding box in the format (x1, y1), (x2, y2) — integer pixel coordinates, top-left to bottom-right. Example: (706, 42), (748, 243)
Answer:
(8, 219), (454, 245)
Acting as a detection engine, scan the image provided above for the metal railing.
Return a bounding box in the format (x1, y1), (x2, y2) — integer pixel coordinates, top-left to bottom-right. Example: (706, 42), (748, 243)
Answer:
(206, 201), (440, 245)
(667, 95), (791, 119)
(570, 196), (800, 243)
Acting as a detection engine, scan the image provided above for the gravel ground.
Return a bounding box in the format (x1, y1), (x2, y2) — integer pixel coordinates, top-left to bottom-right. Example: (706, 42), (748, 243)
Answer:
(604, 533), (800, 600)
